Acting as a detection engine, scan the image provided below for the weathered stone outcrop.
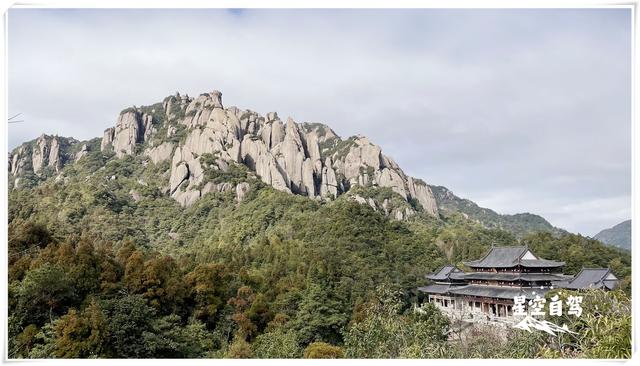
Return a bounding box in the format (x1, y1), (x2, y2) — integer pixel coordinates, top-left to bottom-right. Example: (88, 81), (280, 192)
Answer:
(407, 177), (438, 214)
(112, 111), (143, 158)
(29, 134), (61, 174)
(102, 108), (158, 157)
(9, 88), (439, 217)
(31, 135), (49, 174)
(236, 182), (250, 202)
(48, 137), (61, 172)
(75, 144), (89, 162)
(101, 128), (115, 152)
(144, 142), (175, 164)
(349, 192), (417, 220)
(9, 134), (77, 186)
(320, 157), (338, 198)
(126, 89), (439, 213)
(9, 146), (26, 176)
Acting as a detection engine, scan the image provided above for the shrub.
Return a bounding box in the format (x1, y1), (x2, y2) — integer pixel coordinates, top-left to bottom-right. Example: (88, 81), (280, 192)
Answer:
(303, 342), (344, 359)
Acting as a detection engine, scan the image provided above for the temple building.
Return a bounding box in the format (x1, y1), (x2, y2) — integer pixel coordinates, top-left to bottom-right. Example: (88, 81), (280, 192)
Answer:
(554, 267), (620, 290)
(418, 245), (619, 323)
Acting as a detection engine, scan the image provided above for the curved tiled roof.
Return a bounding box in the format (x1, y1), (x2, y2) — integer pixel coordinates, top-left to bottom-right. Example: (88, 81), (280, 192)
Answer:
(426, 265), (465, 281)
(557, 268), (619, 290)
(520, 259), (565, 268)
(417, 284), (458, 294)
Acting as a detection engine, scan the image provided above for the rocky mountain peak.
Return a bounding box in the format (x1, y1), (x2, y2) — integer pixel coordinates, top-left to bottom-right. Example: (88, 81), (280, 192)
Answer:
(9, 88), (440, 218)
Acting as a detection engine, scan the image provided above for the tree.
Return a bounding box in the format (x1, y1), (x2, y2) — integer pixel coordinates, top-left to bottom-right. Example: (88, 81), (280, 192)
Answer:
(252, 329), (301, 358)
(184, 263), (229, 327)
(290, 282), (348, 346)
(303, 342), (344, 359)
(343, 287), (449, 358)
(141, 315), (213, 358)
(15, 264), (75, 327)
(52, 300), (109, 358)
(225, 336), (253, 358)
(544, 289), (632, 358)
(101, 294), (156, 358)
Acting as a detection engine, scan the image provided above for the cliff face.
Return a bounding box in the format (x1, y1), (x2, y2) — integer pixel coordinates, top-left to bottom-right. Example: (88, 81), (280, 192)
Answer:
(8, 89), (438, 218)
(99, 90), (438, 215)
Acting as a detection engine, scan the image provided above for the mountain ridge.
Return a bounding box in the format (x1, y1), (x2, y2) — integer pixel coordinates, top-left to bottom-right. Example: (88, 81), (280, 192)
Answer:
(429, 185), (567, 239)
(594, 219), (631, 250)
(8, 88), (564, 238)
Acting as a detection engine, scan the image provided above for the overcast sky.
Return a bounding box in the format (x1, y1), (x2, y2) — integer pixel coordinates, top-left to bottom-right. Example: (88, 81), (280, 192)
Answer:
(8, 8), (631, 236)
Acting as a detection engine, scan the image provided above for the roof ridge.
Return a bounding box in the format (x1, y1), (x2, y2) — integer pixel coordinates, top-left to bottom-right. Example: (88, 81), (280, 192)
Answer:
(515, 246), (530, 265)
(568, 268), (585, 284)
(465, 247), (494, 265)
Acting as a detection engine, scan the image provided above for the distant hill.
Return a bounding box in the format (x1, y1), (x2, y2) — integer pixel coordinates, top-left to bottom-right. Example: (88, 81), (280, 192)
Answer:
(594, 219), (631, 250)
(429, 185), (567, 239)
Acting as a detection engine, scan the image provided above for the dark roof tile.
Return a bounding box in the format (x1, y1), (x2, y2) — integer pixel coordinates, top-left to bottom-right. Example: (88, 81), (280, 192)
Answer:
(559, 268), (619, 290)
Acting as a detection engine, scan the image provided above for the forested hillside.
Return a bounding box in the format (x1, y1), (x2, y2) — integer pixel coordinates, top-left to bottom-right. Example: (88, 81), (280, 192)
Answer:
(8, 148), (631, 358)
(430, 185), (567, 238)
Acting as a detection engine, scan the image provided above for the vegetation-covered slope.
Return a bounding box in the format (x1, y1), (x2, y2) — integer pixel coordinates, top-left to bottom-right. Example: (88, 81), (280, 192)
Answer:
(594, 219), (631, 250)
(7, 144), (631, 358)
(6, 90), (632, 358)
(430, 185), (567, 239)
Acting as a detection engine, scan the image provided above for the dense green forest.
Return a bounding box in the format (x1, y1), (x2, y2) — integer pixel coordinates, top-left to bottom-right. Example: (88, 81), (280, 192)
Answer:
(7, 148), (632, 358)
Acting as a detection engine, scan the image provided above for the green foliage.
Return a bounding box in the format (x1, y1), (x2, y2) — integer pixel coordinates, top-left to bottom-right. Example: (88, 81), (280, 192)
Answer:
(290, 282), (349, 345)
(51, 301), (109, 358)
(325, 136), (357, 161)
(343, 286), (449, 358)
(225, 336), (253, 358)
(252, 328), (301, 358)
(542, 289), (631, 358)
(167, 124), (189, 144)
(523, 232), (632, 293)
(199, 153), (251, 185)
(7, 146), (632, 358)
(101, 294), (157, 357)
(14, 263), (75, 327)
(303, 342), (345, 359)
(184, 263), (229, 326)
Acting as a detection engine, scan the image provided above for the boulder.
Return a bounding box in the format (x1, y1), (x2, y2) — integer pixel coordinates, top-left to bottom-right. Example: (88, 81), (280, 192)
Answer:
(170, 162), (189, 195)
(144, 142), (175, 164)
(407, 177), (438, 216)
(130, 190), (141, 202)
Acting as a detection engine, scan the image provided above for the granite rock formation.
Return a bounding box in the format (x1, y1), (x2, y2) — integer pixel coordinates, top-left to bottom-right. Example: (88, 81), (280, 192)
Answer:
(10, 89), (439, 218)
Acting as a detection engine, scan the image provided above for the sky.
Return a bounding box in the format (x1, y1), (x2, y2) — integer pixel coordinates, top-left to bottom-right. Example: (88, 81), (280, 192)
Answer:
(8, 8), (632, 236)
